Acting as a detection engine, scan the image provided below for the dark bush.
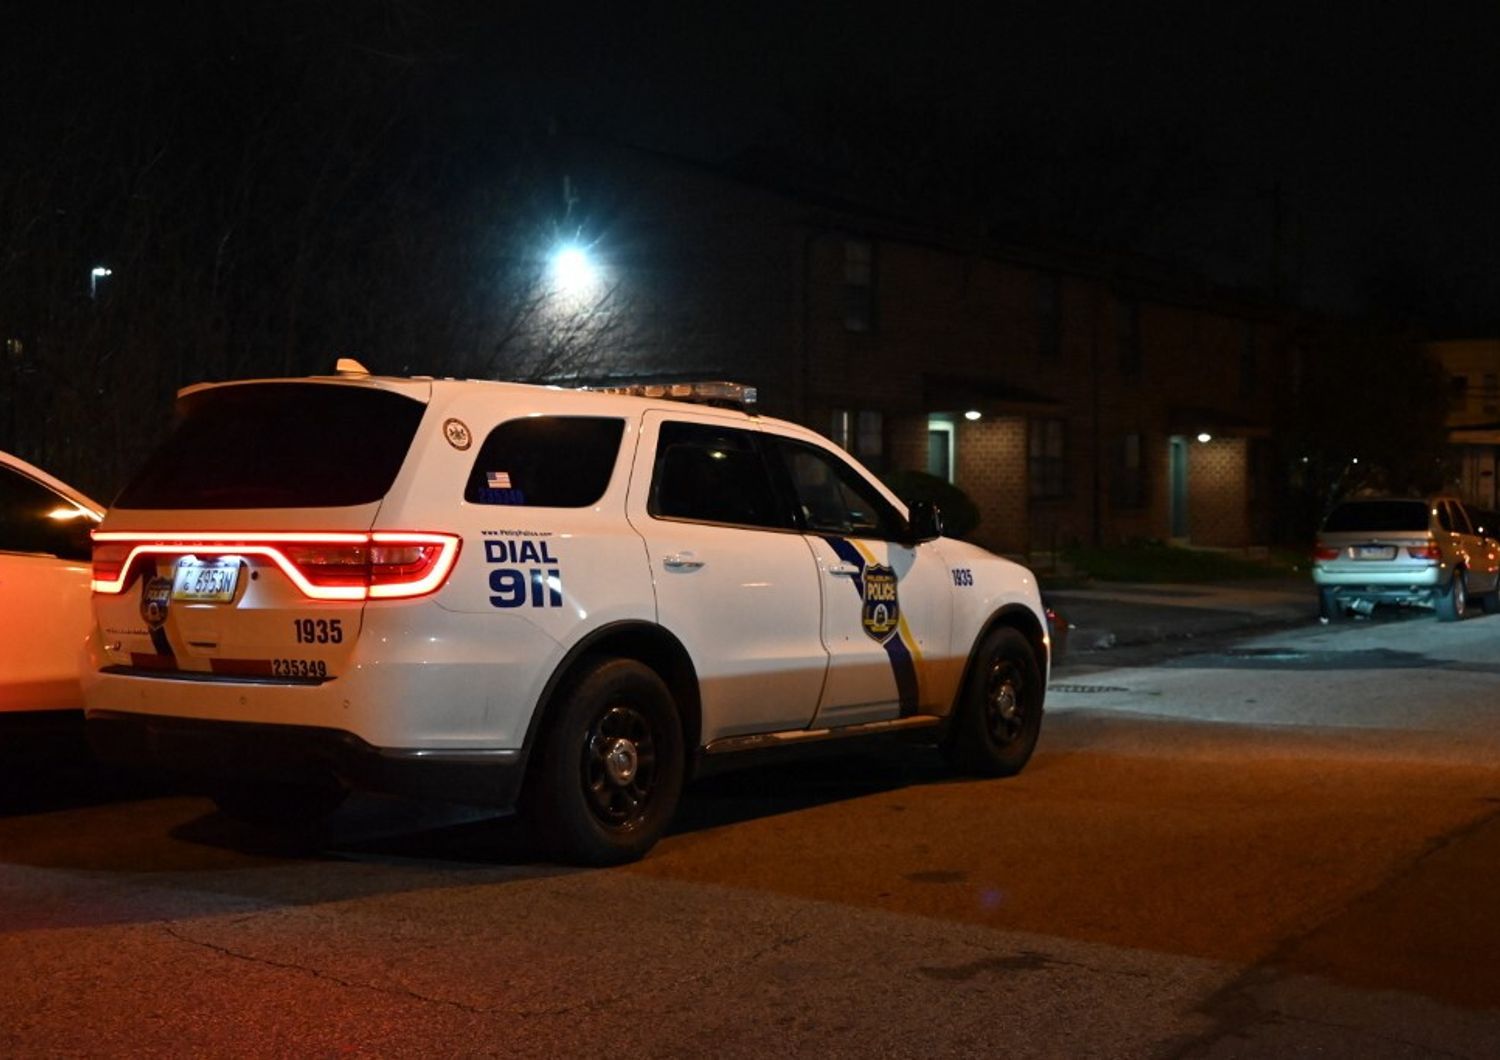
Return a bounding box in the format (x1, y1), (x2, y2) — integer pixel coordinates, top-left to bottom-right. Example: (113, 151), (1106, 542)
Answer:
(882, 470), (981, 539)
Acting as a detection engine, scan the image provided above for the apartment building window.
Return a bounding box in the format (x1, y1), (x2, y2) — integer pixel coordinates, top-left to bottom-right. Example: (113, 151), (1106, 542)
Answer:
(1450, 375), (1469, 410)
(1028, 417), (1068, 499)
(843, 238), (875, 332)
(1036, 274), (1061, 360)
(1112, 432), (1147, 508)
(1240, 322), (1258, 398)
(1115, 297), (1141, 377)
(1484, 373), (1499, 416)
(829, 407), (884, 467)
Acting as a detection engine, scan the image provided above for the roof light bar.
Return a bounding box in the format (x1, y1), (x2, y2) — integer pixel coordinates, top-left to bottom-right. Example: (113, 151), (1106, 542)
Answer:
(585, 380), (757, 409)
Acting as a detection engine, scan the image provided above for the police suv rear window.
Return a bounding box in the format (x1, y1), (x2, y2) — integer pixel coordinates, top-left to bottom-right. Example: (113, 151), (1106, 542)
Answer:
(1322, 501), (1430, 533)
(464, 417), (624, 507)
(114, 383), (426, 509)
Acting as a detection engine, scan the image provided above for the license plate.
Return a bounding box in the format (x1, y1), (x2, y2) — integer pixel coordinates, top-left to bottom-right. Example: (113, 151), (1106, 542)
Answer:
(172, 556), (242, 602)
(1354, 545), (1396, 560)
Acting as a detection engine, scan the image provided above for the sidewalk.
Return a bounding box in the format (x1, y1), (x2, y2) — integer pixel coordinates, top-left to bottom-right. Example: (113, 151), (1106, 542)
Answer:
(1043, 577), (1314, 656)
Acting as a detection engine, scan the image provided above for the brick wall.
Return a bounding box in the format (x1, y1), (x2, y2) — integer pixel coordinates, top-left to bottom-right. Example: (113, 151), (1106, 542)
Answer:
(956, 417), (1028, 555)
(887, 416), (928, 475)
(1188, 438), (1249, 546)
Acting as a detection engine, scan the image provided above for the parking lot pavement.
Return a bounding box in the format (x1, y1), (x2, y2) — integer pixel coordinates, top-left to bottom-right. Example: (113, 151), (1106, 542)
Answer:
(1045, 578), (1315, 659)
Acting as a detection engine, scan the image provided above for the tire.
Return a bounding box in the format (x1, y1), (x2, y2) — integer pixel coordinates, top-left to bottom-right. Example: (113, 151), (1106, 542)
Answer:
(212, 779), (349, 830)
(1318, 587), (1346, 623)
(524, 658), (684, 866)
(942, 627), (1044, 778)
(1436, 570), (1468, 622)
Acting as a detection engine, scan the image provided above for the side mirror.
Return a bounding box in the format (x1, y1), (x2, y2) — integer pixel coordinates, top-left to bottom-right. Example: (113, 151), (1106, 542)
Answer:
(908, 500), (943, 543)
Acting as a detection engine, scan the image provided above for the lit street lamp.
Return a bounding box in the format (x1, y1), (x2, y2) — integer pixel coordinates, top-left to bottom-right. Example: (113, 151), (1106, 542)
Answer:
(90, 266), (113, 300)
(548, 243), (599, 297)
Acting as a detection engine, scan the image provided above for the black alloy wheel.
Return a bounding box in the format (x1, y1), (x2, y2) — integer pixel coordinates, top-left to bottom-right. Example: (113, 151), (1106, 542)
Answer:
(982, 653), (1028, 749)
(581, 703), (659, 830)
(942, 626), (1044, 777)
(526, 657), (684, 866)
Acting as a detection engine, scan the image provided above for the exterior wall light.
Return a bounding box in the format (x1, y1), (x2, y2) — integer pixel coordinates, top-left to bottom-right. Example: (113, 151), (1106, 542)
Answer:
(964, 410), (982, 421)
(1196, 432), (1212, 443)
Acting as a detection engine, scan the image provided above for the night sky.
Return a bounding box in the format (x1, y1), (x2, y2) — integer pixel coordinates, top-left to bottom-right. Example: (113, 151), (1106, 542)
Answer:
(8, 2), (1500, 333)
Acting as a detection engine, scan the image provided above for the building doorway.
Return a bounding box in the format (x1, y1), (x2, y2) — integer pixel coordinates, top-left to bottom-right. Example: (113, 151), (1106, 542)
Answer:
(1168, 435), (1189, 540)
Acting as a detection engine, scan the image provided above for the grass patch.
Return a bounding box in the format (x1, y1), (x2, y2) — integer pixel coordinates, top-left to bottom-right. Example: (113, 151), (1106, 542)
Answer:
(1062, 541), (1302, 583)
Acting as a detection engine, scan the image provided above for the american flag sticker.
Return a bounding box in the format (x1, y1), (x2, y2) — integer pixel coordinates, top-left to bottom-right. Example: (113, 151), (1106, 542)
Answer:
(486, 471), (512, 489)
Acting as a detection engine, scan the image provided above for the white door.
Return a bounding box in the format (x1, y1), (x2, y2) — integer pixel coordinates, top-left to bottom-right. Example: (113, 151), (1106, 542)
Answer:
(763, 436), (954, 726)
(626, 412), (828, 742)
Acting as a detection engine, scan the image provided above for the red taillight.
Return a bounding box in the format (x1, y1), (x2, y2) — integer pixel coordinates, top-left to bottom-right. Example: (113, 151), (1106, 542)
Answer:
(1312, 545), (1341, 562)
(1407, 544), (1442, 561)
(91, 532), (461, 601)
(91, 540), (135, 588)
(368, 533), (462, 598)
(281, 543), (372, 588)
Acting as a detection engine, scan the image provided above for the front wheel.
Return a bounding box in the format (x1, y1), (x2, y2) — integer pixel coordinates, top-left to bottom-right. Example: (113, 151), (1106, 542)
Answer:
(942, 627), (1044, 777)
(524, 658), (684, 866)
(1436, 571), (1468, 622)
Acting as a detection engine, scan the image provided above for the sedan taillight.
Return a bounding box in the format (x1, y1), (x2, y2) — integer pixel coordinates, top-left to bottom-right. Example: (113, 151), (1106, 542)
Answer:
(1407, 544), (1442, 562)
(1312, 545), (1341, 562)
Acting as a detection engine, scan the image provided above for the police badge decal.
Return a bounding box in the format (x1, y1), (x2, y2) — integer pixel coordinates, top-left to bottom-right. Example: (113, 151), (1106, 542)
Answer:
(861, 564), (900, 643)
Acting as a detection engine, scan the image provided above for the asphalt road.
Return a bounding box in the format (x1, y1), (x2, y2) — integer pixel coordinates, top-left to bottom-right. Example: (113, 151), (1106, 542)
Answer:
(4, 609), (1500, 1057)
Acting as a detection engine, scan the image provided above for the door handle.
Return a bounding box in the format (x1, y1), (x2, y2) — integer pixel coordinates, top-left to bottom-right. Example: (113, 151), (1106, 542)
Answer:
(828, 562), (860, 576)
(663, 553), (704, 571)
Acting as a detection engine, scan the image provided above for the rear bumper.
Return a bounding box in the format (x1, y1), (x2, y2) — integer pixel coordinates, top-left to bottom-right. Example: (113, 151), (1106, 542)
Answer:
(86, 710), (527, 808)
(1312, 566), (1444, 589)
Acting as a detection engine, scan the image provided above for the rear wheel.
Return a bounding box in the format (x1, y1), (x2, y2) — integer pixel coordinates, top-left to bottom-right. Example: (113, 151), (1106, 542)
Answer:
(1436, 570), (1468, 622)
(942, 627), (1044, 777)
(212, 779), (348, 830)
(525, 658), (684, 865)
(1318, 587), (1346, 623)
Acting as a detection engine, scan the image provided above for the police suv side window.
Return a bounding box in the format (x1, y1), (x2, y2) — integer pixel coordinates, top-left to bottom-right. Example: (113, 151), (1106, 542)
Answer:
(649, 421), (792, 530)
(769, 438), (907, 541)
(465, 417), (625, 507)
(0, 467), (92, 560)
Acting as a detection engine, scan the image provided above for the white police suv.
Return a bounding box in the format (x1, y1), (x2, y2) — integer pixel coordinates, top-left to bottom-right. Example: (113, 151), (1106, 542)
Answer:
(84, 365), (1049, 863)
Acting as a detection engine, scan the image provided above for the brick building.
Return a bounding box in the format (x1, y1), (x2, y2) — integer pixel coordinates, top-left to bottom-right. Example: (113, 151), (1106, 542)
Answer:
(558, 143), (1293, 559)
(1430, 338), (1500, 508)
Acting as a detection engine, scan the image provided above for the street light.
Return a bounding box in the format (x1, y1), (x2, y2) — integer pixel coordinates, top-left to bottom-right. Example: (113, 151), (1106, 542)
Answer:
(90, 266), (112, 300)
(964, 410), (982, 421)
(549, 243), (598, 296)
(1196, 432), (1212, 443)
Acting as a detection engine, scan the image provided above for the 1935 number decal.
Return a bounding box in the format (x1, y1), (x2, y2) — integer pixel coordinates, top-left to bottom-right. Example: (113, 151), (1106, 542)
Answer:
(293, 618), (344, 644)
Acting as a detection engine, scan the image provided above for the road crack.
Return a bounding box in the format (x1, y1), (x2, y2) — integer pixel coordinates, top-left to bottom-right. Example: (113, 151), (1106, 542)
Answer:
(160, 923), (494, 1017)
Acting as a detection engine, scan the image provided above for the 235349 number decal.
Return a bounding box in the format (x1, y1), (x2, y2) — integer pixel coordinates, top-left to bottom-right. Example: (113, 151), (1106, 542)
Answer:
(272, 658), (329, 679)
